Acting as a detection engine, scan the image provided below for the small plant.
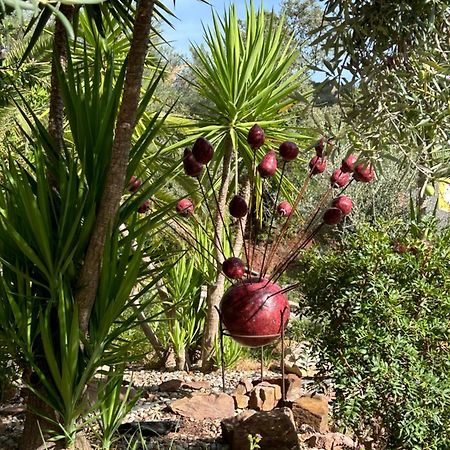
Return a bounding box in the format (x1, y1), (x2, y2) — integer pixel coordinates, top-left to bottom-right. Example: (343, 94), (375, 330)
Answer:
(94, 366), (141, 450)
(248, 433), (262, 450)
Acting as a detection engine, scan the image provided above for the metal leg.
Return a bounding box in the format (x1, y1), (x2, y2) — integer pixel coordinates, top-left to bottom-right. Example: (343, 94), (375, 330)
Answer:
(215, 306), (226, 393)
(281, 308), (287, 402)
(260, 346), (264, 383)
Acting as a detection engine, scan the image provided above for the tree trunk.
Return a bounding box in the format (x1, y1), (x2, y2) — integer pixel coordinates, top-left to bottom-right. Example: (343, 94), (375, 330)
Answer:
(201, 136), (234, 372)
(75, 0), (157, 335)
(48, 4), (73, 152)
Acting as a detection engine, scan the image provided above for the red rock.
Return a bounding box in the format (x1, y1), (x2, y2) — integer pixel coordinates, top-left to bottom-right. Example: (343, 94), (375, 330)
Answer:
(221, 407), (298, 450)
(292, 394), (329, 433)
(234, 378), (254, 396)
(305, 432), (356, 449)
(169, 392), (234, 420)
(233, 393), (250, 409)
(181, 380), (210, 390)
(248, 381), (282, 411)
(159, 379), (183, 392)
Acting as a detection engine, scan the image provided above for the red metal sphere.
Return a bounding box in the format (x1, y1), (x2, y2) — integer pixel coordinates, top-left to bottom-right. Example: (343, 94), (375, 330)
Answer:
(277, 201), (293, 217)
(222, 257), (246, 280)
(341, 154), (358, 173)
(220, 278), (290, 347)
(353, 163), (375, 182)
(330, 168), (350, 188)
(279, 141), (299, 162)
(183, 148), (204, 177)
(176, 198), (194, 217)
(257, 150), (278, 178)
(247, 124), (265, 149)
(309, 156), (327, 175)
(229, 195), (248, 218)
(192, 137), (214, 164)
(332, 195), (353, 215)
(128, 176), (142, 193)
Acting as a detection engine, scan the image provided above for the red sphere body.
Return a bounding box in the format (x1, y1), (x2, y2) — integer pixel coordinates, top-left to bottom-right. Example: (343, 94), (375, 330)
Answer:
(341, 154), (358, 173)
(257, 151), (278, 178)
(192, 137), (214, 164)
(309, 156), (327, 175)
(176, 198), (194, 216)
(332, 195), (353, 215)
(330, 168), (350, 188)
(354, 164), (375, 182)
(229, 195), (248, 218)
(277, 201), (293, 217)
(279, 141), (299, 162)
(220, 278), (290, 347)
(247, 124), (265, 149)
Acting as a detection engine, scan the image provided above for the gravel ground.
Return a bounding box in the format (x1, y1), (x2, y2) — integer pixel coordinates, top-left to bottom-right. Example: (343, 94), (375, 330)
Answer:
(1, 367), (309, 450)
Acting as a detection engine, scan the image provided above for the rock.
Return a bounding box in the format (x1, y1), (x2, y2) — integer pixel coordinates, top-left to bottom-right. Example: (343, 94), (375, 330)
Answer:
(182, 380), (211, 390)
(159, 379), (183, 392)
(264, 374), (303, 402)
(233, 393), (250, 409)
(221, 407), (299, 450)
(248, 381), (282, 411)
(292, 394), (329, 433)
(234, 378), (253, 396)
(118, 420), (178, 437)
(305, 432), (356, 449)
(169, 392), (234, 420)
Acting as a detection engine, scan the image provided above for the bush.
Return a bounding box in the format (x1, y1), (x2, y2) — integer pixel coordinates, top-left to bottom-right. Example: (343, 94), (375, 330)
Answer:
(297, 220), (450, 449)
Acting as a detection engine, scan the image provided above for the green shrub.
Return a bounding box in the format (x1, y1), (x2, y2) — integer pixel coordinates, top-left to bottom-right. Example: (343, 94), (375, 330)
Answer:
(298, 220), (450, 449)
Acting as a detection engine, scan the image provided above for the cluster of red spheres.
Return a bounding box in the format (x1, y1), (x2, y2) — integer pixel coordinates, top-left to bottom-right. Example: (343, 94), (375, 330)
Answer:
(130, 125), (375, 348)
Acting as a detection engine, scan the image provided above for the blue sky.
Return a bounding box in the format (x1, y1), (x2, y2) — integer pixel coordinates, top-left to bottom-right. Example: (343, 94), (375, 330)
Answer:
(161, 1), (282, 55)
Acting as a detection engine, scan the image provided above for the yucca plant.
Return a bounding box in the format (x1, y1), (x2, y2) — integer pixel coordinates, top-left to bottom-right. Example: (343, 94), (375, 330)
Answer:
(171, 1), (313, 370)
(0, 12), (178, 447)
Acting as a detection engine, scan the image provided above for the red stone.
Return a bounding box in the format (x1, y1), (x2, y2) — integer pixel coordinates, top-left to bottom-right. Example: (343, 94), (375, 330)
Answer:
(220, 278), (290, 347)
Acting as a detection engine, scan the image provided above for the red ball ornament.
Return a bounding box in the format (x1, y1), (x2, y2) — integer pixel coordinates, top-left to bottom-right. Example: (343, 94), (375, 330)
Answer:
(277, 201), (293, 217)
(247, 124), (265, 149)
(257, 151), (277, 178)
(222, 257), (246, 280)
(332, 195), (353, 215)
(176, 198), (194, 217)
(279, 141), (299, 162)
(330, 168), (350, 188)
(309, 156), (327, 175)
(220, 278), (290, 347)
